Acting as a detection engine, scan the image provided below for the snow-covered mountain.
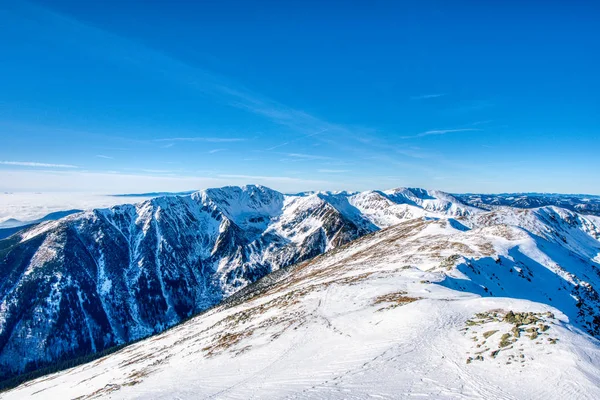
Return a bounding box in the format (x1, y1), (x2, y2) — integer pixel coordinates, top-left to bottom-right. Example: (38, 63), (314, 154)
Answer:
(0, 210), (82, 240)
(0, 185), (479, 381)
(4, 195), (600, 399)
(455, 192), (600, 217)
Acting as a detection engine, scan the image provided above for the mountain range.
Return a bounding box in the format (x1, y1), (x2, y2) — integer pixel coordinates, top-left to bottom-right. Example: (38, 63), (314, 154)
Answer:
(1, 185), (600, 398)
(455, 192), (600, 216)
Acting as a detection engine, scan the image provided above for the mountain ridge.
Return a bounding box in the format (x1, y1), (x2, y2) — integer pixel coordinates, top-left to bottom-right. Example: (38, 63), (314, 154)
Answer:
(0, 185), (479, 380)
(3, 196), (600, 399)
(456, 192), (600, 216)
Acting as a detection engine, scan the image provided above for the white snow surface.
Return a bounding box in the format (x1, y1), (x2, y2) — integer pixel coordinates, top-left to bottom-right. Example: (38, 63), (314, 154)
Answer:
(5, 207), (600, 399)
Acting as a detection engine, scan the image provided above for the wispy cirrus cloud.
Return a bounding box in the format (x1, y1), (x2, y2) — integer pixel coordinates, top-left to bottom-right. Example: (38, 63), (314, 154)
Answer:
(137, 169), (177, 174)
(0, 161), (78, 168)
(395, 147), (435, 159)
(318, 169), (350, 173)
(284, 153), (332, 160)
(208, 148), (226, 154)
(265, 129), (329, 151)
(401, 128), (481, 139)
(96, 154), (113, 159)
(411, 93), (446, 100)
(418, 128), (481, 137)
(265, 142), (289, 151)
(154, 137), (245, 143)
(217, 174), (331, 185)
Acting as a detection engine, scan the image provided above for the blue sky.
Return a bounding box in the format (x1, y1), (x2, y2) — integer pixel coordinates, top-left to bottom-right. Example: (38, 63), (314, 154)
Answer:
(0, 0), (598, 194)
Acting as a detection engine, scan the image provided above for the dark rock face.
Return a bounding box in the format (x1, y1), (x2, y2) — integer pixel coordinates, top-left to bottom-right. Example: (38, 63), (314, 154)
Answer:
(0, 185), (379, 379)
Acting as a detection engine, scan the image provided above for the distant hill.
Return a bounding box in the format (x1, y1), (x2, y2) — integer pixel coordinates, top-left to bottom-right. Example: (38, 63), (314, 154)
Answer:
(113, 190), (196, 197)
(455, 192), (600, 216)
(0, 210), (82, 239)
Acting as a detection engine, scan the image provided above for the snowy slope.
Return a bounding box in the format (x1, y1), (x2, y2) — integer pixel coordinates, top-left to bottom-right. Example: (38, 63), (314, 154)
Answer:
(4, 208), (600, 399)
(0, 185), (479, 380)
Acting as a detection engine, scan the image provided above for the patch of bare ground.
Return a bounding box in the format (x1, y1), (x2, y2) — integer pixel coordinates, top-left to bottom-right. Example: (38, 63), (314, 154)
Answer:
(428, 240), (475, 256)
(74, 372), (106, 386)
(373, 291), (420, 312)
(476, 241), (495, 256)
(118, 352), (154, 369)
(121, 367), (153, 387)
(483, 224), (527, 241)
(233, 345), (253, 357)
(438, 254), (463, 270)
(202, 329), (256, 358)
(17, 372), (60, 388)
(91, 354), (112, 367)
(81, 383), (121, 399)
(117, 346), (173, 383)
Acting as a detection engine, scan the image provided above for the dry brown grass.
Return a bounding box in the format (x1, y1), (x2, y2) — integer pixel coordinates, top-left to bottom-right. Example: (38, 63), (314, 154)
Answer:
(83, 383), (121, 399)
(118, 352), (154, 368)
(373, 291), (420, 311)
(202, 329), (255, 358)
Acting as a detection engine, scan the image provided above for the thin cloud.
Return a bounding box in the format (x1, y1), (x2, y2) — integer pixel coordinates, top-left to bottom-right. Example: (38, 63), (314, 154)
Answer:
(411, 93), (445, 100)
(137, 168), (178, 174)
(0, 161), (78, 168)
(265, 129), (329, 151)
(419, 128), (480, 137)
(318, 169), (350, 173)
(285, 153), (332, 160)
(154, 137), (245, 143)
(265, 142), (289, 151)
(395, 148), (434, 159)
(321, 160), (354, 166)
(217, 174), (331, 185)
(96, 155), (113, 159)
(219, 174), (297, 180)
(208, 148), (226, 154)
(402, 128), (481, 139)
